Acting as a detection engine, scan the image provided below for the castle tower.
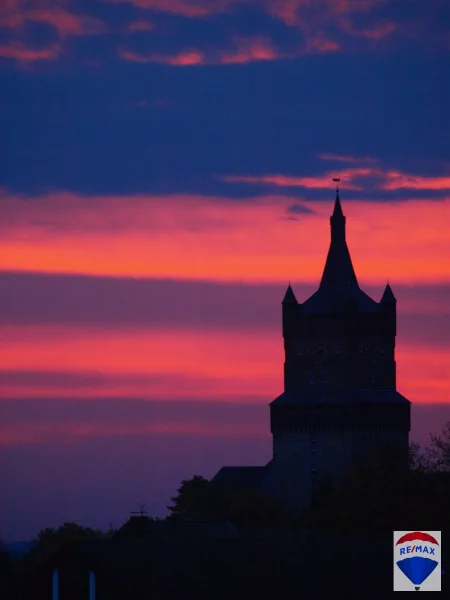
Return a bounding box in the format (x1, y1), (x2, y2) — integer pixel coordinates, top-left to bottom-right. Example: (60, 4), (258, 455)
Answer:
(269, 191), (411, 509)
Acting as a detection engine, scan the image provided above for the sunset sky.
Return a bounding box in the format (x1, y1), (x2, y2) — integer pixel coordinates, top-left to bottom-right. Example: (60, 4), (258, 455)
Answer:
(1, 0), (449, 542)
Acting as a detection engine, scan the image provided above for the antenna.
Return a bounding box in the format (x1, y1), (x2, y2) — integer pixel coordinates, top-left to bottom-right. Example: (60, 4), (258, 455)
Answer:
(332, 177), (340, 192)
(131, 502), (148, 517)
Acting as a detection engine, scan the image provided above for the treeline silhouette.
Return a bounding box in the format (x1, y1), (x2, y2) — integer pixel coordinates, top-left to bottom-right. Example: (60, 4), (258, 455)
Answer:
(1, 422), (449, 598)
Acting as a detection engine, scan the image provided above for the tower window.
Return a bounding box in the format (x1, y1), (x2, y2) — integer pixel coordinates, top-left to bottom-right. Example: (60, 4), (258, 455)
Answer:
(334, 344), (341, 354)
(297, 342), (303, 355)
(321, 370), (327, 384)
(309, 372), (315, 384)
(370, 373), (376, 385)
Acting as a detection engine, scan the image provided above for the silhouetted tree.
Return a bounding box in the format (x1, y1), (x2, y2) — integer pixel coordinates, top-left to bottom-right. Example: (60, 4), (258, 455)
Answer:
(310, 443), (414, 531)
(16, 521), (112, 586)
(429, 421), (450, 471)
(168, 476), (227, 521)
(168, 475), (287, 527)
(409, 441), (436, 472)
(310, 432), (450, 532)
(32, 522), (109, 555)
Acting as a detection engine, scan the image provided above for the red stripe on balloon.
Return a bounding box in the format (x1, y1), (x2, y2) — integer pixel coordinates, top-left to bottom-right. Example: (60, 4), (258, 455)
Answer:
(396, 532), (439, 546)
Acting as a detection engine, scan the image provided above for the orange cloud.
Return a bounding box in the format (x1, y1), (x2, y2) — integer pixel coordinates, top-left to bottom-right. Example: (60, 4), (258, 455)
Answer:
(0, 41), (60, 61)
(118, 48), (205, 65)
(1, 190), (450, 285)
(0, 8), (105, 38)
(127, 19), (154, 32)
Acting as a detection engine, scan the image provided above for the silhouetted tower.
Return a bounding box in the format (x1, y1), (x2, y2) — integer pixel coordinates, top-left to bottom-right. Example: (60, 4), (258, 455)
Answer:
(270, 190), (411, 509)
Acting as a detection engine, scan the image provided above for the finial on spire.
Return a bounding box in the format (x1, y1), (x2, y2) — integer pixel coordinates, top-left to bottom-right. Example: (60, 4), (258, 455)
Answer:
(330, 178), (345, 242)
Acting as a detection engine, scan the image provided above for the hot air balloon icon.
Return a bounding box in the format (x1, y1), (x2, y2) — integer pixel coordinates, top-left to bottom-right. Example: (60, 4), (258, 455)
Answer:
(394, 531), (441, 591)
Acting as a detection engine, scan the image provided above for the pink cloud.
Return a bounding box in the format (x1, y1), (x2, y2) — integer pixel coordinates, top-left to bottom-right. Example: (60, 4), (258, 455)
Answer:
(359, 22), (398, 40)
(220, 36), (280, 64)
(306, 37), (340, 53)
(118, 36), (342, 66)
(119, 48), (205, 65)
(0, 41), (60, 61)
(223, 168), (375, 190)
(0, 8), (105, 38)
(106, 0), (232, 18)
(266, 0), (301, 26)
(119, 38), (282, 66)
(382, 171), (450, 191)
(127, 19), (154, 32)
(224, 166), (450, 193)
(104, 0), (438, 59)
(109, 0), (382, 23)
(338, 15), (398, 41)
(1, 323), (450, 408)
(318, 153), (378, 164)
(108, 0), (398, 58)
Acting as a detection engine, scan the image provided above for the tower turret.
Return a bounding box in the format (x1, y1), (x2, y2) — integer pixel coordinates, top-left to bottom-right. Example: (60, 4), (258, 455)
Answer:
(380, 282), (397, 337)
(381, 282), (396, 304)
(282, 283), (298, 339)
(282, 284), (297, 304)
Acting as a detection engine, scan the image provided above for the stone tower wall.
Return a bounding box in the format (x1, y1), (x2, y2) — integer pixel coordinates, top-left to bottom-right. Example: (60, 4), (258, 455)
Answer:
(271, 428), (408, 509)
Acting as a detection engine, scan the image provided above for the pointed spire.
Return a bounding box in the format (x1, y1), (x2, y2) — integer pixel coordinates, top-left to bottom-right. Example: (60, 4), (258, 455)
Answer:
(330, 188), (346, 243)
(381, 282), (396, 303)
(319, 190), (357, 290)
(332, 189), (344, 218)
(282, 283), (298, 304)
(303, 187), (379, 313)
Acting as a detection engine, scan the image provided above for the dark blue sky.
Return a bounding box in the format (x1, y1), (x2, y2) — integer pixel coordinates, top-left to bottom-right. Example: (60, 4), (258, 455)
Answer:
(1, 0), (449, 197)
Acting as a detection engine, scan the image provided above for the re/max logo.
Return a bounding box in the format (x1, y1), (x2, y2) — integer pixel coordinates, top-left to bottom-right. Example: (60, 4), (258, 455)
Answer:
(399, 545), (436, 556)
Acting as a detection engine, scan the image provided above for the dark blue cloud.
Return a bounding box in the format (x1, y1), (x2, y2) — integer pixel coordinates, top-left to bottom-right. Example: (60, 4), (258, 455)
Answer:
(287, 203), (316, 214)
(1, 271), (450, 348)
(0, 1), (448, 198)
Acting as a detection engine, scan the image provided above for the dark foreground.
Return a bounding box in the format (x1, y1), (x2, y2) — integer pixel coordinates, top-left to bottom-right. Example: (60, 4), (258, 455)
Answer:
(2, 522), (448, 599)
